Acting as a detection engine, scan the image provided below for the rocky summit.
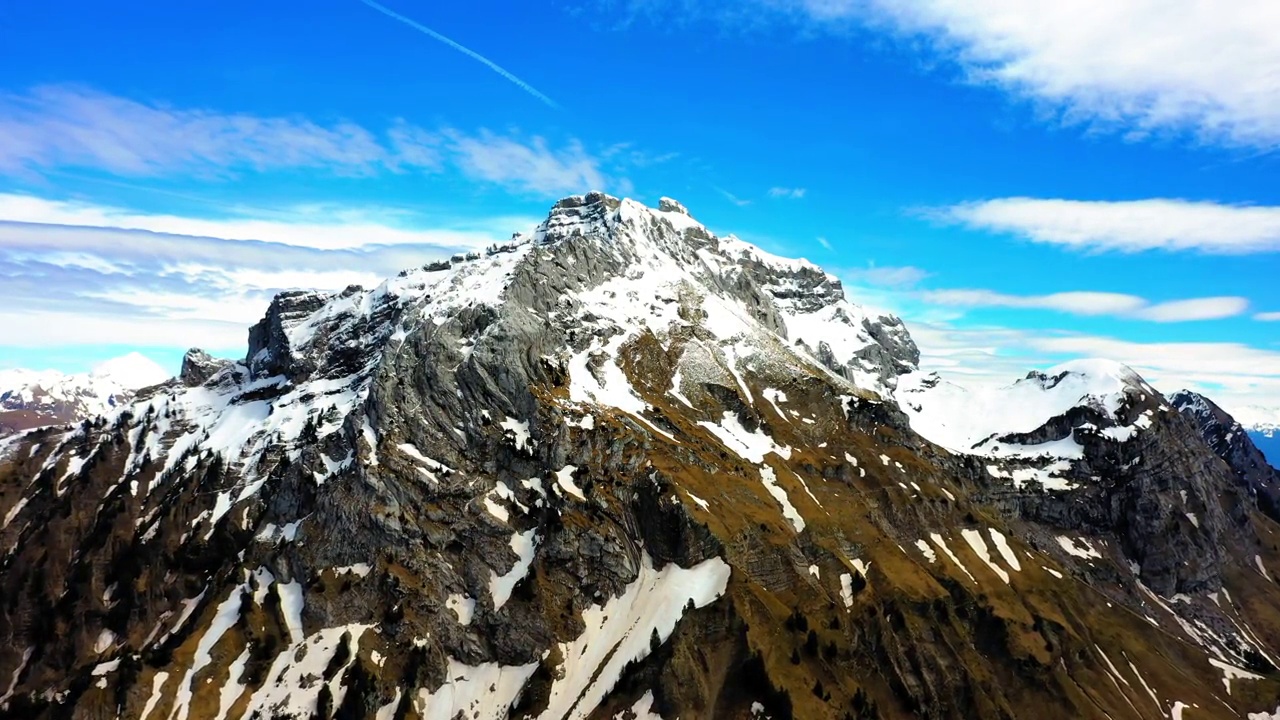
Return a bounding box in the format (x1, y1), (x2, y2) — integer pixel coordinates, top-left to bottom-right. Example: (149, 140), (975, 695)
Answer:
(2, 193), (1280, 719)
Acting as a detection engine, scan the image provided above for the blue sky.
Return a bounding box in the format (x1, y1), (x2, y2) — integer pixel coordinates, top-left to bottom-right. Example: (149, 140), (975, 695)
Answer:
(1, 0), (1279, 416)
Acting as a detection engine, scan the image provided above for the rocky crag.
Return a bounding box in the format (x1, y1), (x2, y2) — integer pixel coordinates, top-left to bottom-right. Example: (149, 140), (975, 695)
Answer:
(1, 193), (1279, 719)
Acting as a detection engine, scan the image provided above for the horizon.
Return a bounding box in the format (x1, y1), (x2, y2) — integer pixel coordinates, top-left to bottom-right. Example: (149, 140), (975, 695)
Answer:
(2, 0), (1278, 418)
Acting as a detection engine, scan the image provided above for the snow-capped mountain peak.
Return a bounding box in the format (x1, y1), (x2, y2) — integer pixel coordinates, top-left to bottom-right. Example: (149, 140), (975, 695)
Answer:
(896, 358), (1165, 490)
(897, 358), (1155, 453)
(0, 352), (173, 433)
(87, 352), (170, 390)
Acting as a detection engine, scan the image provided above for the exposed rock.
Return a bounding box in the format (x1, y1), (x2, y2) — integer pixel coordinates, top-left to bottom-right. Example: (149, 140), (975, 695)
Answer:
(178, 348), (232, 387)
(1173, 389), (1280, 522)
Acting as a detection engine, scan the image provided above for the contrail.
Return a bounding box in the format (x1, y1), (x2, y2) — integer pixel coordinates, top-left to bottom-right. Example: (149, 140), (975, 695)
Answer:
(357, 0), (559, 109)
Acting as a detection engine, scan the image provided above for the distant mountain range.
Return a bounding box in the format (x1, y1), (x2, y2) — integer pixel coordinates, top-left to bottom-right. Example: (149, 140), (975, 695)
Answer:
(1232, 406), (1280, 467)
(0, 352), (170, 434)
(1251, 428), (1280, 465)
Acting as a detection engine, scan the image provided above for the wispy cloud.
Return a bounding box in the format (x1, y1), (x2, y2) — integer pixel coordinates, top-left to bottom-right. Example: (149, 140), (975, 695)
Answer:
(816, 236), (832, 250)
(356, 0), (558, 109)
(1256, 311), (1280, 322)
(937, 198), (1280, 254)
(0, 197), (535, 352)
(776, 0), (1280, 150)
(0, 85), (399, 178)
(0, 194), (533, 251)
(768, 186), (806, 199)
(1132, 297), (1250, 323)
(922, 287), (1248, 322)
(613, 0), (1280, 150)
(444, 130), (607, 195)
(714, 187), (752, 207)
(0, 86), (636, 196)
(842, 264), (930, 287)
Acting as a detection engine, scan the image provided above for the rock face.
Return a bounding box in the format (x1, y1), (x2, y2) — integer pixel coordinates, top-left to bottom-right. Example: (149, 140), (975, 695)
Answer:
(1, 194), (1279, 720)
(178, 349), (233, 388)
(1172, 389), (1280, 522)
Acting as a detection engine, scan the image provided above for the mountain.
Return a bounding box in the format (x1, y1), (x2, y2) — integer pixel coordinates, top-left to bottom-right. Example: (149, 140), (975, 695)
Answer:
(2, 192), (1280, 719)
(0, 352), (171, 434)
(1169, 390), (1280, 522)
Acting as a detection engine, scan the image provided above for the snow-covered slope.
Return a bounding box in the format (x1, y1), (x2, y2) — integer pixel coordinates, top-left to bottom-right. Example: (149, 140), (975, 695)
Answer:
(0, 352), (170, 433)
(896, 359), (1165, 489)
(897, 359), (1155, 452)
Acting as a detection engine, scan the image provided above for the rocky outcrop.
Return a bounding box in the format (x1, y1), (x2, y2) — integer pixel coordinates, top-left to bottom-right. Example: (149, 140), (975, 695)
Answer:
(178, 349), (232, 387)
(1172, 389), (1280, 522)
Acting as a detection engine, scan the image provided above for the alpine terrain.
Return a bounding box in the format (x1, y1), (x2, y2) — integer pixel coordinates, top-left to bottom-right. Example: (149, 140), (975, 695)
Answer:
(3, 193), (1280, 719)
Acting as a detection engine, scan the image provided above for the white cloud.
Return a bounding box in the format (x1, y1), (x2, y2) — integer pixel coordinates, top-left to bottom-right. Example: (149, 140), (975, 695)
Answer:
(443, 130), (607, 196)
(781, 0), (1280, 149)
(906, 320), (1280, 415)
(0, 193), (533, 251)
(1255, 311), (1280, 322)
(0, 86), (636, 197)
(923, 289), (1146, 315)
(768, 187), (806, 199)
(0, 85), (398, 177)
(939, 198), (1280, 254)
(816, 236), (832, 250)
(922, 287), (1248, 322)
(0, 199), (531, 353)
(611, 1), (1280, 147)
(1132, 297), (1250, 322)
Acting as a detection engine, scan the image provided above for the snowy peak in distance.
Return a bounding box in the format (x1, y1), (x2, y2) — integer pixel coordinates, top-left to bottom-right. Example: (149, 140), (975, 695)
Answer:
(88, 352), (171, 390)
(0, 352), (172, 433)
(897, 358), (1157, 453)
(896, 359), (1166, 490)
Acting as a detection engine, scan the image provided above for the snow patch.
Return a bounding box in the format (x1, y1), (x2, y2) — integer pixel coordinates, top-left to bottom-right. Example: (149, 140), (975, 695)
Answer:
(915, 539), (937, 564)
(538, 554), (730, 720)
(699, 412), (791, 464)
(446, 594), (475, 626)
(759, 465), (804, 533)
(961, 529), (1009, 583)
(554, 465), (585, 501)
(931, 533), (976, 584)
(490, 529), (538, 611)
(1058, 536), (1102, 560)
(415, 658), (539, 720)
